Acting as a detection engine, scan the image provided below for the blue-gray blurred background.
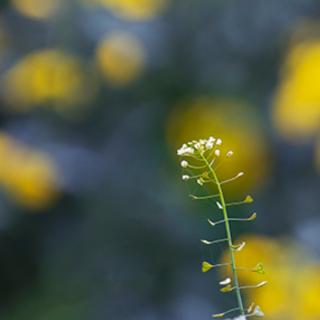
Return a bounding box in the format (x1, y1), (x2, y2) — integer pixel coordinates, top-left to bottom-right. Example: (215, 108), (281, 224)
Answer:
(0, 0), (319, 319)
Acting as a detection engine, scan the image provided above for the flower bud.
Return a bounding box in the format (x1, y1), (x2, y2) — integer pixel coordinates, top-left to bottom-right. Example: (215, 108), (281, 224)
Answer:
(181, 160), (188, 168)
(197, 178), (204, 186)
(219, 278), (231, 285)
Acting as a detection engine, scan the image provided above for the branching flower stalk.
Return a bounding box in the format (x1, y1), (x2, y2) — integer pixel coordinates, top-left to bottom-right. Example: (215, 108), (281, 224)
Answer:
(202, 154), (245, 316)
(177, 137), (267, 320)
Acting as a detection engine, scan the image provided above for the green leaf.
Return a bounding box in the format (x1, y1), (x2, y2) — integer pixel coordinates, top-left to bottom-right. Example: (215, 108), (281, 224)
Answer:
(247, 212), (257, 221)
(247, 302), (255, 313)
(212, 313), (225, 318)
(220, 284), (233, 293)
(244, 195), (254, 203)
(202, 171), (210, 179)
(252, 262), (266, 275)
(202, 261), (214, 273)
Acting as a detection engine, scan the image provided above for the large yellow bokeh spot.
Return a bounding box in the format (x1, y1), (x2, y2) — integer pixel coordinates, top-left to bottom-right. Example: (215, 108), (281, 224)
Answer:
(272, 40), (320, 143)
(11, 0), (60, 19)
(167, 97), (270, 194)
(96, 31), (145, 86)
(220, 235), (320, 319)
(3, 49), (90, 112)
(0, 133), (59, 210)
(85, 0), (167, 21)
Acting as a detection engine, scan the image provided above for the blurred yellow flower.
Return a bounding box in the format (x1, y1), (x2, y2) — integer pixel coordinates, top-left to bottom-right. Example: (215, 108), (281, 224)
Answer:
(3, 49), (90, 112)
(95, 31), (145, 86)
(11, 0), (61, 19)
(0, 133), (59, 209)
(221, 235), (320, 319)
(167, 97), (270, 194)
(272, 39), (320, 143)
(85, 0), (167, 21)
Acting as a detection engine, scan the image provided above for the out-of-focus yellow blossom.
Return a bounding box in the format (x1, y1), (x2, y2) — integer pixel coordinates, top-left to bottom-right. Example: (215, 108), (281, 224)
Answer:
(221, 235), (320, 319)
(85, 0), (167, 21)
(3, 49), (91, 112)
(167, 97), (270, 194)
(11, 0), (61, 20)
(95, 31), (145, 86)
(0, 133), (58, 209)
(272, 39), (320, 143)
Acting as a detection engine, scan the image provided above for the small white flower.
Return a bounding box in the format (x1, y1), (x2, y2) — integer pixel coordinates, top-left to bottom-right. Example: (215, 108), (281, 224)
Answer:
(205, 141), (214, 150)
(219, 277), (231, 285)
(216, 138), (222, 145)
(252, 306), (264, 317)
(177, 144), (187, 154)
(182, 175), (190, 181)
(214, 149), (221, 157)
(177, 144), (194, 156)
(188, 147), (195, 154)
(197, 178), (203, 186)
(181, 160), (188, 168)
(226, 150), (233, 157)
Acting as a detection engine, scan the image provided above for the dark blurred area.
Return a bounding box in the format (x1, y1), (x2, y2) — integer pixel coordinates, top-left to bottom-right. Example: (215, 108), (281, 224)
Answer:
(0, 0), (319, 319)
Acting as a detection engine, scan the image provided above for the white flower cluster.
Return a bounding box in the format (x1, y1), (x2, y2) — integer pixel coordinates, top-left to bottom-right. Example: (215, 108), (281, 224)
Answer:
(251, 305), (264, 317)
(177, 136), (222, 156)
(177, 144), (195, 156)
(178, 136), (235, 183)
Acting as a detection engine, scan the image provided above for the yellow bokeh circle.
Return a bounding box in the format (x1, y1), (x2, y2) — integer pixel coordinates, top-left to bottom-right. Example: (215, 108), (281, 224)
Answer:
(3, 49), (90, 112)
(11, 0), (61, 20)
(85, 0), (167, 21)
(95, 31), (145, 86)
(220, 234), (320, 319)
(167, 97), (270, 194)
(272, 40), (320, 143)
(0, 133), (59, 209)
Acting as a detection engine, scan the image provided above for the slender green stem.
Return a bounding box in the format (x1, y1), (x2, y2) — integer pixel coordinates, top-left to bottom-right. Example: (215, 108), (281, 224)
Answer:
(201, 154), (246, 318)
